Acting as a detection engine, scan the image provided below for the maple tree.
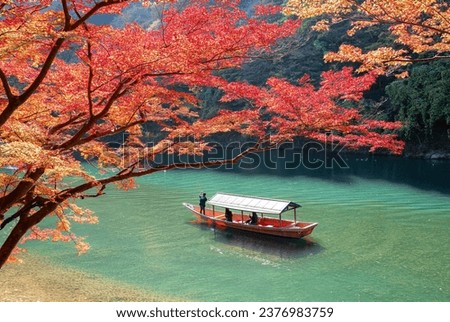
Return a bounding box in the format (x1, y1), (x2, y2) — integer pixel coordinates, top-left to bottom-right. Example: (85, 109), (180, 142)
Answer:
(213, 67), (404, 153)
(283, 0), (450, 76)
(0, 0), (403, 267)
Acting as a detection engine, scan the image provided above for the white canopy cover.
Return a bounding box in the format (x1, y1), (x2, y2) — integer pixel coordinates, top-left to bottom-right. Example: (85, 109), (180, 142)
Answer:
(207, 192), (301, 215)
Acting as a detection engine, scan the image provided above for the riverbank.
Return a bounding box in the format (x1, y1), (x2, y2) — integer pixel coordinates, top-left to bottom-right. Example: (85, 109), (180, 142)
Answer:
(0, 254), (176, 302)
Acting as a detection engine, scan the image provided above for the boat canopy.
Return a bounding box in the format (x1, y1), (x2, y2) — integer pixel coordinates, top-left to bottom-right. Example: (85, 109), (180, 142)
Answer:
(207, 192), (301, 215)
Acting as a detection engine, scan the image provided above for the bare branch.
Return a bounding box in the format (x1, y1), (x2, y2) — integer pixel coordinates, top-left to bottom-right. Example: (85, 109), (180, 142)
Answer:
(79, 184), (106, 199)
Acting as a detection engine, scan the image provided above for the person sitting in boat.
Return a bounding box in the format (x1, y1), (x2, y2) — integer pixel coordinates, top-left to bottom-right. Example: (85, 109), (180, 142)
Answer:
(246, 212), (258, 225)
(225, 208), (233, 222)
(199, 192), (207, 214)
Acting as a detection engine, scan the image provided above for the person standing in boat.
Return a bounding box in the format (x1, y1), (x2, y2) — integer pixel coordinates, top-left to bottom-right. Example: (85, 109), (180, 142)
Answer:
(199, 192), (207, 214)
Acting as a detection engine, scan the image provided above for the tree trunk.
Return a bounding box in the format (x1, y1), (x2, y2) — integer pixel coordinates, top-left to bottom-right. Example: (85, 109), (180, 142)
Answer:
(0, 202), (57, 269)
(0, 218), (29, 268)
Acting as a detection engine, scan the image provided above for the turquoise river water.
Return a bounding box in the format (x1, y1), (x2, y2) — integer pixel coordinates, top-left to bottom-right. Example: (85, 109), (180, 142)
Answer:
(5, 155), (450, 301)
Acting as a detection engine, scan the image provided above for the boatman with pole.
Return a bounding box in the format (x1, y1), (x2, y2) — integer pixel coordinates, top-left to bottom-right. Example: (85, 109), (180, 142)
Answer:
(199, 192), (207, 214)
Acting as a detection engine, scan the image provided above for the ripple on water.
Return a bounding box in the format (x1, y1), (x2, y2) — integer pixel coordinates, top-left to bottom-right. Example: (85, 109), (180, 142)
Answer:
(23, 160), (450, 301)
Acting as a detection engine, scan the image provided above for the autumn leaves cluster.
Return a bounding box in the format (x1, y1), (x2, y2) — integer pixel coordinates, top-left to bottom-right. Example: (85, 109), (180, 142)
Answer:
(0, 0), (448, 265)
(285, 0), (449, 76)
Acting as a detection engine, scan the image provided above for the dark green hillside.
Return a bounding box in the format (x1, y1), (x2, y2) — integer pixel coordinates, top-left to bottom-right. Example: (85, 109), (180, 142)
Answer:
(386, 60), (450, 156)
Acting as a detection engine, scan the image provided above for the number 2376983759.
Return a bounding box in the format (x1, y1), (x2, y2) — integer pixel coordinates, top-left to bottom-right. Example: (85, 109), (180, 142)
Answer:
(258, 307), (333, 318)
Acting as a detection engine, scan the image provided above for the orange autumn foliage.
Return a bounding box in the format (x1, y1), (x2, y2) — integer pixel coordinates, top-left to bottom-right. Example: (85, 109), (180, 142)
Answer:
(284, 0), (450, 75)
(0, 0), (403, 266)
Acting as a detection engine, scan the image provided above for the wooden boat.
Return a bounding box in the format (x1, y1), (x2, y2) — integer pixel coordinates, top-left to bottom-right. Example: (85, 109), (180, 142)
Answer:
(183, 192), (318, 239)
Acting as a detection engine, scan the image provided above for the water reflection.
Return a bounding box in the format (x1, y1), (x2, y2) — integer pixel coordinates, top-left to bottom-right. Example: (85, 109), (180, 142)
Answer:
(211, 149), (450, 195)
(192, 221), (323, 260)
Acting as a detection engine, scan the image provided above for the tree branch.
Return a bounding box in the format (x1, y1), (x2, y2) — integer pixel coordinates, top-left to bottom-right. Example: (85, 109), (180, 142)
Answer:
(61, 0), (72, 30)
(385, 55), (450, 63)
(354, 1), (450, 36)
(76, 120), (145, 147)
(0, 167), (45, 219)
(54, 80), (129, 150)
(79, 184), (106, 199)
(0, 201), (35, 230)
(0, 69), (15, 101)
(0, 38), (65, 127)
(0, 0), (127, 128)
(55, 139), (269, 202)
(69, 0), (128, 31)
(87, 42), (95, 117)
(48, 112), (87, 135)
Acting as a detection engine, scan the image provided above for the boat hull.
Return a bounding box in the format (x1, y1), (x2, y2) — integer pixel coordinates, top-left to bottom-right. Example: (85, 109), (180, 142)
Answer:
(183, 203), (317, 239)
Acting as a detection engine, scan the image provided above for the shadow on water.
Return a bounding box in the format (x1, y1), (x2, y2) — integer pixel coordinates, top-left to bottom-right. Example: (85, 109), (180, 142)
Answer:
(203, 148), (450, 195)
(191, 221), (324, 260)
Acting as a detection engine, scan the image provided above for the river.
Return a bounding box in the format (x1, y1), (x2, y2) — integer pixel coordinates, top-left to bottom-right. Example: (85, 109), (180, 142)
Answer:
(9, 154), (450, 301)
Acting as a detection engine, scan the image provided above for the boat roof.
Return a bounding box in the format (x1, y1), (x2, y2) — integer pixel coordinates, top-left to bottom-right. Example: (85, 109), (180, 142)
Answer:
(207, 192), (301, 215)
